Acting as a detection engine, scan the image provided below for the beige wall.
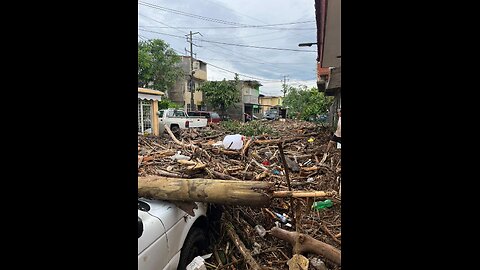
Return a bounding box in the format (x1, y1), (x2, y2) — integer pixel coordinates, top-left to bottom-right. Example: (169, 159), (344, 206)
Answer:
(259, 96), (283, 113)
(193, 69), (207, 81)
(183, 82), (203, 109)
(322, 0), (341, 68)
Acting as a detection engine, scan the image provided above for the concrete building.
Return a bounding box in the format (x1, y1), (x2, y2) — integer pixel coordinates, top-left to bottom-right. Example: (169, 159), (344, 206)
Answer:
(259, 95), (283, 115)
(169, 56), (207, 111)
(224, 80), (262, 121)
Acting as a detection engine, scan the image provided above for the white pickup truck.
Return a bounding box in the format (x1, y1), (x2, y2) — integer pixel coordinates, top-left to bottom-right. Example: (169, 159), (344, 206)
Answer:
(157, 108), (208, 135)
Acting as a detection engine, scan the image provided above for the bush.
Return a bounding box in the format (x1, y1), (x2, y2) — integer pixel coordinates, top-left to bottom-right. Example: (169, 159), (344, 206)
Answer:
(220, 120), (277, 137)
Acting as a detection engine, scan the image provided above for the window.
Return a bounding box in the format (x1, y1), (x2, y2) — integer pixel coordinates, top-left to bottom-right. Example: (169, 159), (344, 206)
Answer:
(174, 110), (185, 117)
(138, 99), (152, 134)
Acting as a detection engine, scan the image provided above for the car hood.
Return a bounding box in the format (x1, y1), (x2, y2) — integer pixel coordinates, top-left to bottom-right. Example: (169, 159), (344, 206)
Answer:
(139, 199), (181, 225)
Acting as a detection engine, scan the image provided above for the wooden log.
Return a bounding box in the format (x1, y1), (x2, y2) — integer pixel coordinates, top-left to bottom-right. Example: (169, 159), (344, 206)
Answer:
(269, 227), (341, 266)
(165, 125), (187, 146)
(138, 176), (274, 207)
(224, 213), (261, 270)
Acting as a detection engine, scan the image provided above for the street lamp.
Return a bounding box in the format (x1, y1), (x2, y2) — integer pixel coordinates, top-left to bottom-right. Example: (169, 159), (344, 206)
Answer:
(298, 42), (318, 47)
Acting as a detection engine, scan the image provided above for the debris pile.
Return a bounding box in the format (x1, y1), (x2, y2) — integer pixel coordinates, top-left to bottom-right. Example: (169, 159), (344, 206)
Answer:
(138, 119), (341, 270)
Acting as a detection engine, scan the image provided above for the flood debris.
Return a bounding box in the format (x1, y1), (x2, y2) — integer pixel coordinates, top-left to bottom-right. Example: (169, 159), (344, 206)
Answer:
(138, 119), (341, 270)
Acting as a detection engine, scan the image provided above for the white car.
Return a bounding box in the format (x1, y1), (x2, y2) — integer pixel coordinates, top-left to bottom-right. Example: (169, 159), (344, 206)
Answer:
(138, 198), (209, 270)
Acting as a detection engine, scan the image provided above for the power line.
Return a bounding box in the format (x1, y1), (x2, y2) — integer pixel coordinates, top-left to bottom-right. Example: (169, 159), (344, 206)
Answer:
(198, 39), (316, 52)
(138, 28), (186, 39)
(139, 1), (315, 30)
(137, 25), (316, 30)
(202, 0), (275, 25)
(138, 28), (316, 52)
(203, 62), (279, 82)
(198, 58), (313, 65)
(138, 12), (189, 35)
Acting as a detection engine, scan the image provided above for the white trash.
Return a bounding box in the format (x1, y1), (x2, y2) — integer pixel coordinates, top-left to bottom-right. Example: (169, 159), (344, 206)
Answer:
(254, 225), (266, 237)
(212, 141), (223, 147)
(186, 256), (206, 270)
(170, 151), (190, 161)
(222, 134), (244, 150)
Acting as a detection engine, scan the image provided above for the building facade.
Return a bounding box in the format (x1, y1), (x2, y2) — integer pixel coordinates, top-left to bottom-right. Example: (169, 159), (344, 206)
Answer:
(169, 56), (207, 111)
(258, 95), (283, 115)
(224, 80), (262, 121)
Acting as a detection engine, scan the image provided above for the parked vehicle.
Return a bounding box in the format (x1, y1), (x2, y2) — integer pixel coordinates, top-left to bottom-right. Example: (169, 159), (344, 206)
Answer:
(138, 199), (209, 270)
(188, 111), (221, 125)
(264, 109), (279, 120)
(157, 108), (208, 136)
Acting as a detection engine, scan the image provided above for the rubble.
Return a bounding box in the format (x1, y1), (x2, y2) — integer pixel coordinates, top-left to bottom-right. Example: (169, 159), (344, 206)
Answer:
(138, 119), (341, 270)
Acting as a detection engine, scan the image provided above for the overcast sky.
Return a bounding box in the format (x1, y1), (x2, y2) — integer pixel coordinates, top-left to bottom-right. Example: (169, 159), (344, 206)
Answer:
(138, 0), (318, 96)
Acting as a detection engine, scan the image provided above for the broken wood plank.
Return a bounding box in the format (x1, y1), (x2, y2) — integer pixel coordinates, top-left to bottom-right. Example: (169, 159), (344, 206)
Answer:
(272, 190), (336, 198)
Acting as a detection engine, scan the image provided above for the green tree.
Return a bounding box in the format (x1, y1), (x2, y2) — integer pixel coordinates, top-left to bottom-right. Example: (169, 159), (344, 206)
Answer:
(198, 74), (240, 117)
(138, 39), (184, 92)
(283, 85), (333, 121)
(158, 99), (181, 110)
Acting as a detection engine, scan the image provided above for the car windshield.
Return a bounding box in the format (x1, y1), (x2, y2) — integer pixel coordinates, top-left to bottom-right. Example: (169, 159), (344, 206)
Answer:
(211, 113), (220, 118)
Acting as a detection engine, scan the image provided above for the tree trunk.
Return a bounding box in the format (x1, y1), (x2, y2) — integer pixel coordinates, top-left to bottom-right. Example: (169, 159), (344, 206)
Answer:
(269, 227), (341, 266)
(138, 176), (274, 207)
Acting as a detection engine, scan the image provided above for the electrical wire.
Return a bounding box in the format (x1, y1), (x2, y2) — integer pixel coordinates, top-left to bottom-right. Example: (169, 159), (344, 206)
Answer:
(139, 1), (315, 30)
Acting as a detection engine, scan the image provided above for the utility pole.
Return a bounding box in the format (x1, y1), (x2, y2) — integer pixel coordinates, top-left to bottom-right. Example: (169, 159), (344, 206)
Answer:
(186, 31), (201, 111)
(282, 75), (289, 97)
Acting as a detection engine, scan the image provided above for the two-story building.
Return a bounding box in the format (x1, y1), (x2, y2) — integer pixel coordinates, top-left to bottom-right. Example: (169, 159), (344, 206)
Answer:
(169, 56), (207, 111)
(258, 95), (283, 116)
(224, 80), (262, 121)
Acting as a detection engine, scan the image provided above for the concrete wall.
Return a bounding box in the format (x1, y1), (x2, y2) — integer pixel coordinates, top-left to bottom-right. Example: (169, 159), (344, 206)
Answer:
(322, 0), (341, 68)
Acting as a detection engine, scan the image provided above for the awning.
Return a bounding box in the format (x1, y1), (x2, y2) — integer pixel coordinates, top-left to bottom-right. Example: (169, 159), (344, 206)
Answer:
(138, 93), (162, 101)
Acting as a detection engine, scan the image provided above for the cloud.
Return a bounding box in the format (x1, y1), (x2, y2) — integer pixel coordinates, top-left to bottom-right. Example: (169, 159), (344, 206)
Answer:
(138, 0), (318, 96)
